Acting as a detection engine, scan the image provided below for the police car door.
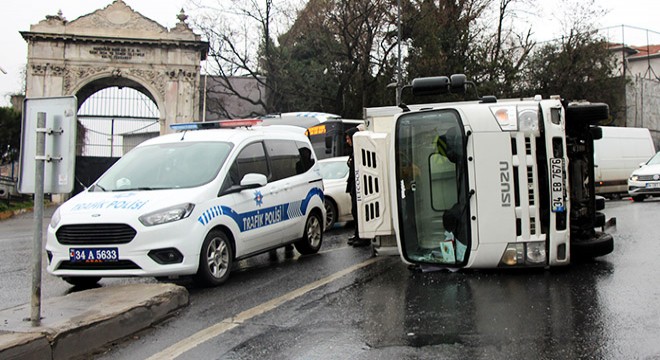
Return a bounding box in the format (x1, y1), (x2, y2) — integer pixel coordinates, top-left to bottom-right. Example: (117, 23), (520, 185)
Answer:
(263, 139), (312, 241)
(223, 141), (282, 254)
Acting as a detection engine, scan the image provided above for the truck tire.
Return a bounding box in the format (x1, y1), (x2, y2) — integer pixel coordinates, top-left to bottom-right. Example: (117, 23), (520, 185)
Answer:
(565, 103), (609, 124)
(571, 232), (613, 260)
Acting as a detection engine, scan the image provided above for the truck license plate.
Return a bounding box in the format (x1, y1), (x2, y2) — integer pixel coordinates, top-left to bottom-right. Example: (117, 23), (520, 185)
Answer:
(69, 248), (119, 263)
(550, 158), (565, 212)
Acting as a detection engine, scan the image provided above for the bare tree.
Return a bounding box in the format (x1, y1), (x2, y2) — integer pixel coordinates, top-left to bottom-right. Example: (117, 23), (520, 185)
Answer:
(189, 0), (299, 118)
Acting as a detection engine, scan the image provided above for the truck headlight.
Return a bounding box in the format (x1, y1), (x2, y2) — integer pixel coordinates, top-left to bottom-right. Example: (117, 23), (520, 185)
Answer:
(491, 106), (540, 135)
(500, 243), (525, 266)
(139, 203), (195, 226)
(525, 242), (546, 264)
(499, 241), (546, 266)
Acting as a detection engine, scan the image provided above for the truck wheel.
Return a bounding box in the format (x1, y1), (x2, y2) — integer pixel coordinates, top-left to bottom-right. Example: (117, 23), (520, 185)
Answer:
(571, 232), (614, 260)
(63, 276), (101, 288)
(590, 126), (603, 140)
(565, 103), (609, 124)
(194, 230), (233, 287)
(324, 198), (337, 231)
(295, 212), (323, 255)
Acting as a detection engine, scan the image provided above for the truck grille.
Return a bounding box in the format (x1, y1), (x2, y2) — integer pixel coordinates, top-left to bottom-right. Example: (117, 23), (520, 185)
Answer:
(511, 133), (544, 239)
(56, 224), (137, 245)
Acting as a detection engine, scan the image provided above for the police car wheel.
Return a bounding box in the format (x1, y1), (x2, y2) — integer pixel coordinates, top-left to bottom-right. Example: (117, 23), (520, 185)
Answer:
(62, 276), (101, 288)
(194, 230), (233, 287)
(295, 212), (323, 255)
(324, 199), (337, 231)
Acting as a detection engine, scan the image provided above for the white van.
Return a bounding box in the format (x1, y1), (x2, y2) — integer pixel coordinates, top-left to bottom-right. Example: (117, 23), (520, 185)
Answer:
(46, 120), (325, 287)
(594, 126), (656, 197)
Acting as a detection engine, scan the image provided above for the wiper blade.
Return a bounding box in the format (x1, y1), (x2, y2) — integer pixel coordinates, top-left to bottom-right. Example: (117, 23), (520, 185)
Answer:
(113, 187), (170, 192)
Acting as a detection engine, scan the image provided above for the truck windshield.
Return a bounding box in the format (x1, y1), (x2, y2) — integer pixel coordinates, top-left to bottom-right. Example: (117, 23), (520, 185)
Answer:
(93, 141), (232, 192)
(395, 109), (470, 266)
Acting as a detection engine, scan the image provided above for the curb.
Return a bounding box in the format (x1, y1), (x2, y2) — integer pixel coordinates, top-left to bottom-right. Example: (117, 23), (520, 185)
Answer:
(0, 208), (33, 221)
(0, 283), (189, 360)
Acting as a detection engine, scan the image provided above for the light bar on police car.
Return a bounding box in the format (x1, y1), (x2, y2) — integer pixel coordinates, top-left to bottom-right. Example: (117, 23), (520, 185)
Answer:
(170, 119), (262, 131)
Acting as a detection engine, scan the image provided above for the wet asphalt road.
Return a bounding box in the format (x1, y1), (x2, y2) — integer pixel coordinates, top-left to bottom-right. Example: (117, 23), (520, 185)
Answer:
(2, 199), (660, 359)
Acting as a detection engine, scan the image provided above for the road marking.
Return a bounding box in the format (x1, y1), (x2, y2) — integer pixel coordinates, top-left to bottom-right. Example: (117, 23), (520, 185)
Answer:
(146, 256), (382, 360)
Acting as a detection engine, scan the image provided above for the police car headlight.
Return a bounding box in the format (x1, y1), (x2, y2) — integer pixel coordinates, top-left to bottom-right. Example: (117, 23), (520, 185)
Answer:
(49, 207), (61, 228)
(139, 203), (195, 226)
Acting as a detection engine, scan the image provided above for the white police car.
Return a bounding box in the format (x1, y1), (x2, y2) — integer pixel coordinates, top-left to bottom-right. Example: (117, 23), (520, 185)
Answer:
(46, 120), (325, 287)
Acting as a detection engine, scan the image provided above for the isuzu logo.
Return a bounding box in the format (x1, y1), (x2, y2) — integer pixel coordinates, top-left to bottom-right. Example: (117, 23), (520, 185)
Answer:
(500, 161), (511, 207)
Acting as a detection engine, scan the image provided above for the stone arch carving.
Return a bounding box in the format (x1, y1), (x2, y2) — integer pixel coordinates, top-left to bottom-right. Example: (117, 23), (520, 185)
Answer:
(68, 70), (166, 120)
(20, 0), (208, 133)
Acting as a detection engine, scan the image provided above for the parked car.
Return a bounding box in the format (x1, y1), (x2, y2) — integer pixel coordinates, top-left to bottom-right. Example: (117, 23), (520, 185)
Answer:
(594, 126), (656, 198)
(46, 121), (325, 287)
(318, 156), (353, 230)
(628, 151), (660, 202)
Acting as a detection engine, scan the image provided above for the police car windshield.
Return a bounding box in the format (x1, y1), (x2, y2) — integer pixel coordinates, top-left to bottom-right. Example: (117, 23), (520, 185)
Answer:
(93, 141), (233, 191)
(395, 109), (470, 266)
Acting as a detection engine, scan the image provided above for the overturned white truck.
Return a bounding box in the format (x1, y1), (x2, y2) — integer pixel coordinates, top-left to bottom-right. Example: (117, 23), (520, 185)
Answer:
(354, 74), (613, 269)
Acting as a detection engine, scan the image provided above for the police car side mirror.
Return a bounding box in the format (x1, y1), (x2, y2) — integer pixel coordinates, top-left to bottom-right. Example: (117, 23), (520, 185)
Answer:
(240, 173), (267, 189)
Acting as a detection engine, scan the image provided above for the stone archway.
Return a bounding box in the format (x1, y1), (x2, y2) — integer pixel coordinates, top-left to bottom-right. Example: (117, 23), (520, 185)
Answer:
(20, 0), (208, 134)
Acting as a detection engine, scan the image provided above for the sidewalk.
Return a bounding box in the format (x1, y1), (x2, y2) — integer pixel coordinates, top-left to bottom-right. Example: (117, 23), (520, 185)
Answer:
(0, 283), (188, 360)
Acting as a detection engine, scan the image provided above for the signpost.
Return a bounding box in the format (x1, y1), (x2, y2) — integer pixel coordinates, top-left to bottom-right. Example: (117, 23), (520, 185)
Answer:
(18, 96), (77, 326)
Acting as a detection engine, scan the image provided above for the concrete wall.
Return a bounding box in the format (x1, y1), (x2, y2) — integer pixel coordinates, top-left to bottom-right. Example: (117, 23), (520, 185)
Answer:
(626, 77), (660, 150)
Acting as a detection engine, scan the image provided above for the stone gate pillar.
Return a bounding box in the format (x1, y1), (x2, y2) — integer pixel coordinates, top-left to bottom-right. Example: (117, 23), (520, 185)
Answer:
(21, 0), (209, 133)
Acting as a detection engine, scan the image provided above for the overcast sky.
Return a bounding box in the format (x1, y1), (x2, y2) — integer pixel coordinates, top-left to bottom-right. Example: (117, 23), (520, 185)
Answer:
(1, 0), (659, 107)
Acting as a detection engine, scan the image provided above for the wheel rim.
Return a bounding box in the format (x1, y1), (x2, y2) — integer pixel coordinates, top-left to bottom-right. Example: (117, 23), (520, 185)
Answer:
(324, 200), (335, 229)
(307, 216), (322, 248)
(206, 237), (229, 279)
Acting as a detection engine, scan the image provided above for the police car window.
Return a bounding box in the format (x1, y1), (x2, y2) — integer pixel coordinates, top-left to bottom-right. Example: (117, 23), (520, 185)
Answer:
(236, 142), (269, 179)
(296, 141), (315, 174)
(265, 140), (300, 181)
(220, 142), (268, 194)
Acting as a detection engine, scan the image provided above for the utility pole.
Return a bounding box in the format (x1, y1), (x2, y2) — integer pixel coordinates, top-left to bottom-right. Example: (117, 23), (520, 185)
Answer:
(396, 0), (402, 106)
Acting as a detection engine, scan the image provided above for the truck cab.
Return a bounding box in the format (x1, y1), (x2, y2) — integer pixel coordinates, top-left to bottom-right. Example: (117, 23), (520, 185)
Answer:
(354, 74), (613, 269)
